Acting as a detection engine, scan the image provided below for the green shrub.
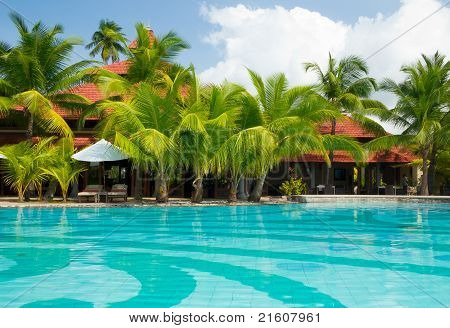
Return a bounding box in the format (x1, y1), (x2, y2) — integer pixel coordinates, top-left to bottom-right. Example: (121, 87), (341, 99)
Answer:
(280, 177), (307, 196)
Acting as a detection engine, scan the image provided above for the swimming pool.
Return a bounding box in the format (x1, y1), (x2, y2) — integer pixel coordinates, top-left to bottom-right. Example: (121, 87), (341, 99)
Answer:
(0, 203), (449, 308)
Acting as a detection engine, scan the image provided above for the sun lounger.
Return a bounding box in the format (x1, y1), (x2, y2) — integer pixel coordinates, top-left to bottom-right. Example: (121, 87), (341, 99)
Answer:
(78, 185), (104, 202)
(107, 184), (128, 202)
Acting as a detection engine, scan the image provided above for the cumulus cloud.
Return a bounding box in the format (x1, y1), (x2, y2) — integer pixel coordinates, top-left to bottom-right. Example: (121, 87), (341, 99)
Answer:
(199, 0), (450, 114)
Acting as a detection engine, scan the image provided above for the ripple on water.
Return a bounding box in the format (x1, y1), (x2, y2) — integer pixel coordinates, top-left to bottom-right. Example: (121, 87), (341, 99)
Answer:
(0, 256), (17, 272)
(329, 244), (359, 252)
(434, 255), (450, 262)
(277, 262), (325, 272)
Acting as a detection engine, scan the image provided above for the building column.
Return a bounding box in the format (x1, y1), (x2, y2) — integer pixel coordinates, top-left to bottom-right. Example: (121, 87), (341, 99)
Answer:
(376, 163), (381, 187)
(357, 167), (362, 195)
(310, 164), (316, 189)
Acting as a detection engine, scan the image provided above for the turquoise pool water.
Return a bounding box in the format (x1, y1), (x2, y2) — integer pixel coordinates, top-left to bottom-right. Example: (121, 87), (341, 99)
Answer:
(0, 203), (449, 308)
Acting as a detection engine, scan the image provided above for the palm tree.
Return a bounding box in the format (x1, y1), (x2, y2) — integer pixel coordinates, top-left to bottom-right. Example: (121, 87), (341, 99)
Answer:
(212, 126), (277, 202)
(42, 138), (86, 202)
(85, 22), (189, 102)
(82, 23), (190, 201)
(0, 137), (56, 201)
(366, 52), (449, 195)
(204, 82), (248, 201)
(0, 13), (92, 140)
(244, 70), (365, 202)
(86, 19), (128, 64)
(173, 68), (210, 203)
(97, 68), (191, 203)
(304, 54), (386, 188)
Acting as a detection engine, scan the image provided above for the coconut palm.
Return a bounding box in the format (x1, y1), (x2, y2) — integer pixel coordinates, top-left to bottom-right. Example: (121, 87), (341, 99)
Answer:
(0, 137), (56, 201)
(0, 13), (92, 140)
(244, 70), (366, 202)
(42, 138), (86, 202)
(86, 19), (128, 64)
(97, 67), (191, 203)
(82, 23), (190, 201)
(212, 126), (277, 202)
(84, 22), (190, 104)
(304, 54), (386, 187)
(172, 68), (210, 203)
(204, 82), (250, 201)
(366, 52), (449, 195)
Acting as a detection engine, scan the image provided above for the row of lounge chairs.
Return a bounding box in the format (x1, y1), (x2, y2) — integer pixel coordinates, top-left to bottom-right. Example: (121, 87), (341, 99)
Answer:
(77, 184), (128, 203)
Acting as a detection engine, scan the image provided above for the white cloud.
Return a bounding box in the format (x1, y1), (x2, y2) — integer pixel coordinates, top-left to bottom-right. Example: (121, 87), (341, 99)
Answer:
(199, 0), (450, 133)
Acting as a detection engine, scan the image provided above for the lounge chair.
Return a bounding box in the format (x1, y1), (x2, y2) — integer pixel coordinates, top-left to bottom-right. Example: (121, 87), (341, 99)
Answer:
(316, 185), (335, 195)
(78, 185), (103, 203)
(385, 185), (395, 195)
(107, 184), (128, 202)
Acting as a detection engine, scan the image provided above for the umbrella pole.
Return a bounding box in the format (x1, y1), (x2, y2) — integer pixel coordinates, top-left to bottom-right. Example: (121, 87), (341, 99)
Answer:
(102, 162), (106, 190)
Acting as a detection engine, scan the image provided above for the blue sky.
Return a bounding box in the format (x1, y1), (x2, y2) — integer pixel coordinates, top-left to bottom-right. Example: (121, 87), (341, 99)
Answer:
(0, 0), (403, 70)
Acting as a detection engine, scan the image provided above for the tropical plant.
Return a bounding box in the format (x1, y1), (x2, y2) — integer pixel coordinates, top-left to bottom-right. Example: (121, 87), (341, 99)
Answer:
(97, 67), (191, 202)
(203, 82), (250, 202)
(304, 54), (386, 187)
(82, 22), (190, 106)
(172, 68), (210, 203)
(42, 138), (86, 202)
(0, 137), (56, 201)
(434, 148), (450, 193)
(81, 23), (190, 201)
(280, 177), (308, 197)
(366, 52), (449, 195)
(0, 13), (92, 140)
(212, 126), (277, 202)
(243, 69), (366, 202)
(86, 19), (128, 64)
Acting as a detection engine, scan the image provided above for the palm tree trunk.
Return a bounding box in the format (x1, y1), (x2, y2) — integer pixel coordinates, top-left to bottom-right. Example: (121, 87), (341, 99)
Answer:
(325, 118), (336, 189)
(428, 146), (437, 195)
(18, 186), (24, 202)
(420, 149), (429, 196)
(62, 190), (68, 202)
(191, 176), (203, 203)
(134, 165), (143, 201)
(248, 173), (267, 202)
(37, 183), (43, 201)
(155, 173), (168, 203)
(228, 177), (239, 203)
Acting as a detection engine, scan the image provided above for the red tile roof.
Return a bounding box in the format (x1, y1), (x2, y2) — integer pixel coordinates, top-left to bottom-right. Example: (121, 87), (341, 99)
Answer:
(292, 147), (416, 164)
(72, 136), (97, 148)
(30, 136), (97, 149)
(368, 148), (416, 163)
(319, 116), (377, 138)
(101, 60), (130, 75)
(53, 83), (103, 119)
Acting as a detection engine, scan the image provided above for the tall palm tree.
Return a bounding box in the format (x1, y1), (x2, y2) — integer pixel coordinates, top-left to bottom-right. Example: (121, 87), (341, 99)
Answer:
(82, 23), (189, 201)
(86, 19), (128, 64)
(0, 13), (92, 140)
(97, 68), (191, 203)
(203, 82), (249, 201)
(244, 69), (365, 202)
(173, 68), (210, 203)
(86, 22), (189, 101)
(212, 126), (277, 202)
(0, 137), (56, 201)
(304, 54), (386, 187)
(366, 52), (449, 195)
